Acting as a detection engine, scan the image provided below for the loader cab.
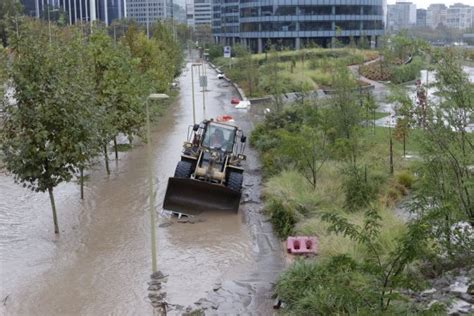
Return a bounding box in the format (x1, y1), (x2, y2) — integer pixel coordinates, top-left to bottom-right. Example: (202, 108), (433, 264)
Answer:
(202, 122), (237, 153)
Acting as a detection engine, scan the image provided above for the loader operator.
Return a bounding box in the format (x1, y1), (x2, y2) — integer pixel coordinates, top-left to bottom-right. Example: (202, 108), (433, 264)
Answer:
(210, 128), (225, 149)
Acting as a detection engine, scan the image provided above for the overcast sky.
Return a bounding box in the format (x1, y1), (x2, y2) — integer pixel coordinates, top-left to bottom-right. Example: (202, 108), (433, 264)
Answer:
(387, 0), (469, 9)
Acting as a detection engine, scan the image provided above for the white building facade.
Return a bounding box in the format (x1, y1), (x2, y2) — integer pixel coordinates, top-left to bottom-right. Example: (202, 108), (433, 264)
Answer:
(186, 0), (212, 28)
(426, 3), (447, 29)
(387, 1), (416, 31)
(127, 0), (172, 24)
(446, 3), (473, 30)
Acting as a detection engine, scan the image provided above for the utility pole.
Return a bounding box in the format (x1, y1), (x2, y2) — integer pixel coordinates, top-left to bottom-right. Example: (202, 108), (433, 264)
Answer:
(48, 3), (52, 45)
(145, 93), (169, 274)
(191, 64), (202, 125)
(202, 62), (206, 114)
(146, 0), (150, 38)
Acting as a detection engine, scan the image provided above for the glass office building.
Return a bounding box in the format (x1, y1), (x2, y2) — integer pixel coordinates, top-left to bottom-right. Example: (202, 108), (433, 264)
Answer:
(213, 0), (386, 51)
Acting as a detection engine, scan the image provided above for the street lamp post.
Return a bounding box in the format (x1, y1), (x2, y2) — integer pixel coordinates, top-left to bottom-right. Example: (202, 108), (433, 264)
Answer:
(202, 62), (206, 114)
(191, 63), (202, 125)
(47, 5), (59, 45)
(146, 93), (169, 274)
(146, 0), (150, 38)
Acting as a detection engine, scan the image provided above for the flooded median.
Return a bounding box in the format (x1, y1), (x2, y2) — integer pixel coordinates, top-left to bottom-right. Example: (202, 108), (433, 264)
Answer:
(0, 56), (284, 315)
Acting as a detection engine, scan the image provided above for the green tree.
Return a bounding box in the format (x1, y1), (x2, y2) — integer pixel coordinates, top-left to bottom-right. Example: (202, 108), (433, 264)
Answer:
(0, 0), (22, 47)
(324, 66), (362, 165)
(262, 45), (284, 111)
(389, 86), (415, 156)
(412, 49), (473, 258)
(151, 21), (183, 78)
(122, 24), (176, 93)
(108, 44), (147, 154)
(321, 209), (431, 311)
(235, 45), (259, 97)
(88, 30), (123, 174)
(277, 126), (328, 189)
(1, 21), (96, 233)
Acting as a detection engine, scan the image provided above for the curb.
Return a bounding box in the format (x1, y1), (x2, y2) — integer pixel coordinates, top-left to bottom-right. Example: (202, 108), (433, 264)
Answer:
(208, 61), (247, 101)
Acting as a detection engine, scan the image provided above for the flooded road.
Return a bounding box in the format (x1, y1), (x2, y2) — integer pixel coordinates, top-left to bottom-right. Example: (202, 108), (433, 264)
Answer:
(0, 53), (284, 315)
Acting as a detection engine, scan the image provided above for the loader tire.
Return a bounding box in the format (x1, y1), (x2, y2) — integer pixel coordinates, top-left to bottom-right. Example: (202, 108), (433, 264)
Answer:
(227, 172), (243, 192)
(174, 161), (193, 178)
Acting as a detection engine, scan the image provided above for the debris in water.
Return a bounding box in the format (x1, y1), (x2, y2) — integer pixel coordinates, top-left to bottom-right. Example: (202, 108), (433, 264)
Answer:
(273, 298), (282, 309)
(2, 295), (9, 306)
(150, 271), (167, 280)
(159, 222), (173, 228)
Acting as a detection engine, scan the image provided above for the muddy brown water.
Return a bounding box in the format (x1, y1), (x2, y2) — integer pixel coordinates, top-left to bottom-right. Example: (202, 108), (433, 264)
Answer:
(0, 55), (284, 315)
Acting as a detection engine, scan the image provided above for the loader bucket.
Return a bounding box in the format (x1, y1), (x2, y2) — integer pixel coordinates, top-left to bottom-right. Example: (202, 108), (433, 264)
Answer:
(162, 177), (242, 215)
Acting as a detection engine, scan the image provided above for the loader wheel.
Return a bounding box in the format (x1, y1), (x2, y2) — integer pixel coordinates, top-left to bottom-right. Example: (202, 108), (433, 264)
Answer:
(174, 161), (193, 178)
(227, 172), (243, 192)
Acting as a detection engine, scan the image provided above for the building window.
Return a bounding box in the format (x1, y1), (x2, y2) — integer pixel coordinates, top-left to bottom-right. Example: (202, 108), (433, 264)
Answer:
(299, 6), (332, 16)
(300, 21), (332, 31)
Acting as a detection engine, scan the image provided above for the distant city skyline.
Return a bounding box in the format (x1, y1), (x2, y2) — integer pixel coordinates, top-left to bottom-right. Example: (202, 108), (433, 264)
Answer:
(387, 0), (469, 9)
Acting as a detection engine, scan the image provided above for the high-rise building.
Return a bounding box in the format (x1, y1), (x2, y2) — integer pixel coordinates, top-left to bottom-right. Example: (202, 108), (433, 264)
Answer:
(211, 0), (220, 42)
(213, 0), (386, 51)
(126, 0), (172, 25)
(185, 0), (194, 27)
(426, 3), (447, 29)
(173, 3), (187, 25)
(387, 1), (416, 32)
(446, 3), (473, 30)
(416, 9), (427, 27)
(20, 0), (127, 25)
(193, 0), (211, 27)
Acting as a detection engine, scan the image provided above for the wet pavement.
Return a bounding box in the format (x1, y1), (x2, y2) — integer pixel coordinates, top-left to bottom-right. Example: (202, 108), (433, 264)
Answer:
(0, 52), (284, 315)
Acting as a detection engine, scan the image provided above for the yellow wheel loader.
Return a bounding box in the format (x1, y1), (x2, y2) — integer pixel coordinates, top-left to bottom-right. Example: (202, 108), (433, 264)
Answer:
(162, 119), (247, 215)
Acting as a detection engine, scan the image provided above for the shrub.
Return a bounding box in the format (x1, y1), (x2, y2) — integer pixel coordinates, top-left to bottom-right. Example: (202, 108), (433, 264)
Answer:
(396, 170), (415, 189)
(342, 165), (379, 212)
(265, 199), (297, 238)
(276, 256), (380, 315)
(391, 56), (423, 84)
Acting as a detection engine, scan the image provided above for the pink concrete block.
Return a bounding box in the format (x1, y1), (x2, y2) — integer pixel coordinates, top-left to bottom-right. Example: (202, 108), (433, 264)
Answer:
(287, 236), (318, 255)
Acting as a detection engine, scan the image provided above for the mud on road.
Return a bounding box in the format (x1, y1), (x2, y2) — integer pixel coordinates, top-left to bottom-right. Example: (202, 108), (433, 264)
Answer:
(0, 54), (284, 315)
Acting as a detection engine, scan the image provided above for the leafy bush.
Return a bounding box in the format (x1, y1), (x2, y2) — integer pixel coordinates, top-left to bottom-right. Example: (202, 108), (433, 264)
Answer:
(265, 199), (297, 238)
(342, 165), (380, 212)
(391, 56), (423, 84)
(276, 256), (380, 315)
(207, 43), (224, 61)
(396, 170), (415, 189)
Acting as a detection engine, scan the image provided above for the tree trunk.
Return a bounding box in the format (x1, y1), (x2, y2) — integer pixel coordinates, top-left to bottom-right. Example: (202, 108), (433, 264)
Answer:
(113, 136), (119, 160)
(48, 187), (59, 234)
(104, 144), (110, 175)
(403, 134), (406, 158)
(80, 166), (84, 200)
(389, 129), (394, 175)
(373, 108), (376, 135)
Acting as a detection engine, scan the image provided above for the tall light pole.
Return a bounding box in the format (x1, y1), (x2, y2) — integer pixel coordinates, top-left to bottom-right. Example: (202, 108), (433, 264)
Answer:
(47, 4), (59, 45)
(191, 63), (202, 125)
(202, 62), (206, 114)
(146, 93), (169, 274)
(146, 0), (150, 38)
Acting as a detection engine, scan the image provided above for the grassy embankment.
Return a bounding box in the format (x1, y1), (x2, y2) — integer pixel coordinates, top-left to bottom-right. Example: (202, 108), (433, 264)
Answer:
(211, 45), (424, 98)
(250, 95), (474, 313)
(213, 48), (379, 98)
